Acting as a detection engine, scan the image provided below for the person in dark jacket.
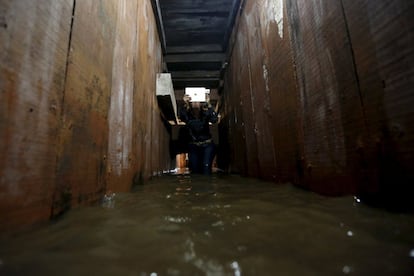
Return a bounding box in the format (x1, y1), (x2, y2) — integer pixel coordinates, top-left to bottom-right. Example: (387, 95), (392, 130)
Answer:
(179, 94), (218, 174)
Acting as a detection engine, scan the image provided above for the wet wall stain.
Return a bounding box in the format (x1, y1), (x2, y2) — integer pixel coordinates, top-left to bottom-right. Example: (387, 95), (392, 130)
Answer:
(0, 0), (74, 229)
(223, 0), (414, 207)
(1, 0), (172, 228)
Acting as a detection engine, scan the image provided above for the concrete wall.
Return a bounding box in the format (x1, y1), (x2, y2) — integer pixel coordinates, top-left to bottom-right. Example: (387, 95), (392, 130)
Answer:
(0, 0), (171, 229)
(223, 0), (414, 207)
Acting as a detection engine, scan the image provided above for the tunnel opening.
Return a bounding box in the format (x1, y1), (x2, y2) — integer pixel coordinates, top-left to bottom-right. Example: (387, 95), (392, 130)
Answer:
(0, 0), (412, 220)
(1, 0), (414, 273)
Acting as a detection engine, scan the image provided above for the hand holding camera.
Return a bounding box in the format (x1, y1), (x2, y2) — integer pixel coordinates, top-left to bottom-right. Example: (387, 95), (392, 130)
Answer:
(183, 94), (191, 110)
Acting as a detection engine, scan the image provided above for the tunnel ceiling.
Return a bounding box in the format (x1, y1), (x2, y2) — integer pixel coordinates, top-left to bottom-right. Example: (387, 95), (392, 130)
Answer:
(152, 0), (242, 90)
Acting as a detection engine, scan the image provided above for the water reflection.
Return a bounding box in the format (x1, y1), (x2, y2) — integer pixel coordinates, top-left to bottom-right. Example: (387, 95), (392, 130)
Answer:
(1, 174), (414, 275)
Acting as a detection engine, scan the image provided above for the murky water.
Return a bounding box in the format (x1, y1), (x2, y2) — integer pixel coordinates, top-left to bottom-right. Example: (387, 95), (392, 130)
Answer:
(1, 174), (414, 275)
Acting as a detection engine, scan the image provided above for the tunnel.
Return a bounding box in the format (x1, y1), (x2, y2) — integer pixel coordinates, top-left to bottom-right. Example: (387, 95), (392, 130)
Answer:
(1, 0), (414, 274)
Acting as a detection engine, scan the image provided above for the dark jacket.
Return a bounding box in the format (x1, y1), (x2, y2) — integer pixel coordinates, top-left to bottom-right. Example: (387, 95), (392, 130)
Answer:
(179, 105), (218, 143)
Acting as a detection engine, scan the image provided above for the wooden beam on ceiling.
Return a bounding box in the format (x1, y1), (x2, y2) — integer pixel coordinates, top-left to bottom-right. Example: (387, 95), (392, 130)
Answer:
(165, 53), (225, 63)
(173, 78), (220, 88)
(166, 44), (223, 54)
(171, 70), (221, 79)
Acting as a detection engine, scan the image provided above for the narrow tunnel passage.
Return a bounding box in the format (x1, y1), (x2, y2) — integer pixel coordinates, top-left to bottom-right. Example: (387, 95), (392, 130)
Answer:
(1, 0), (414, 274)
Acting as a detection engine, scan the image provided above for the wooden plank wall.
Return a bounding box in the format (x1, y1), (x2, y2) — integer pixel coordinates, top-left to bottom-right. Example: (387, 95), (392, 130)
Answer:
(54, 0), (117, 217)
(223, 0), (414, 206)
(0, 0), (171, 229)
(287, 0), (362, 195)
(341, 0), (414, 207)
(1, 0), (74, 228)
(223, 0), (298, 182)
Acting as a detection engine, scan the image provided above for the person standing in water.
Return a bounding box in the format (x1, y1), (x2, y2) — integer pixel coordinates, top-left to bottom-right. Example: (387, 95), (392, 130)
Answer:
(179, 93), (218, 174)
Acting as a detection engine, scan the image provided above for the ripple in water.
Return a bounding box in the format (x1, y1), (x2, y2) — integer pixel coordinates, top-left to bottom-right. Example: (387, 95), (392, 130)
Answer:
(1, 174), (413, 275)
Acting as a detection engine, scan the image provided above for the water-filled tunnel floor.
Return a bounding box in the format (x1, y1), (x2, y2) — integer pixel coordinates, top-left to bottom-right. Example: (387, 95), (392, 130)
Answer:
(1, 174), (413, 275)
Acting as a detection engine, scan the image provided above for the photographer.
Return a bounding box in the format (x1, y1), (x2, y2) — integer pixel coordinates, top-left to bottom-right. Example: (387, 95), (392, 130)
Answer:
(179, 94), (218, 174)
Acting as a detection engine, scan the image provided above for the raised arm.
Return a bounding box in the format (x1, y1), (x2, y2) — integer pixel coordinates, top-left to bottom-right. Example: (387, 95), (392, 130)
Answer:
(205, 94), (218, 123)
(179, 94), (192, 123)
